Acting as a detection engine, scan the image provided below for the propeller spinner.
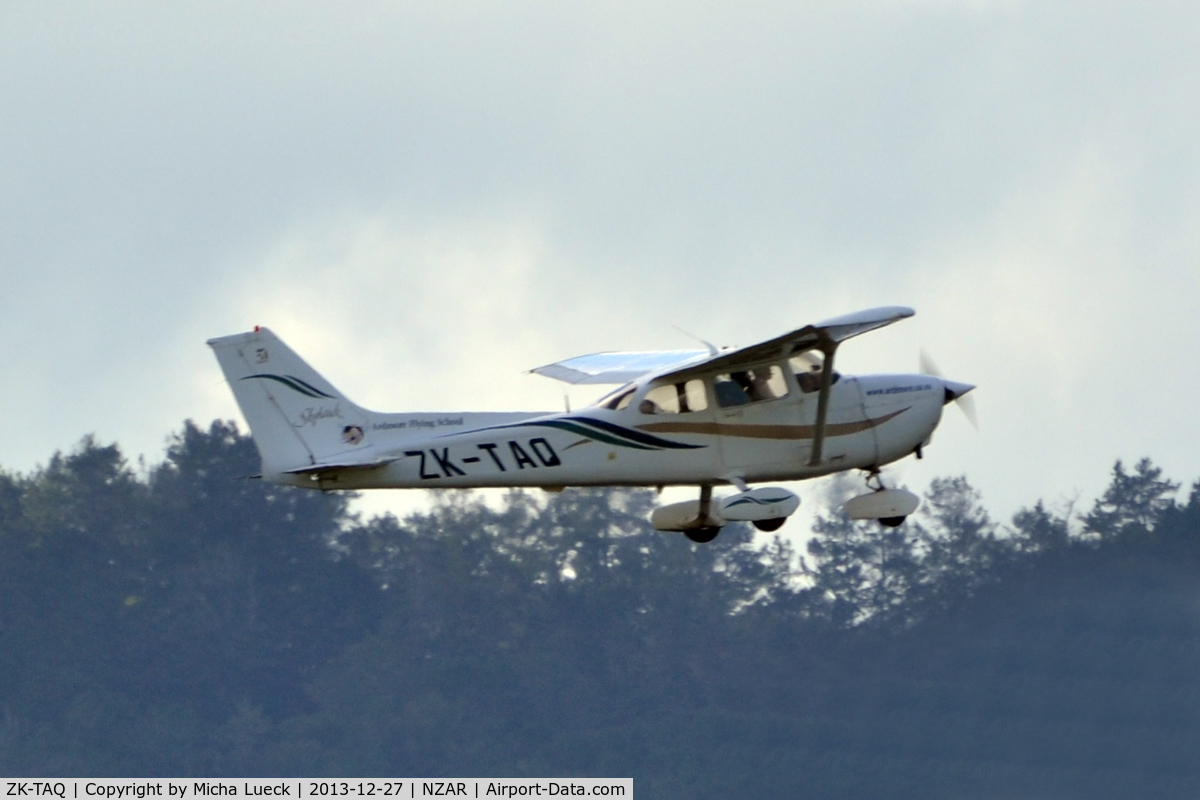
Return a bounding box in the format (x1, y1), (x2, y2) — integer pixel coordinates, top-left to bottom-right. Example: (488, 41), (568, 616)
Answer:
(920, 350), (978, 429)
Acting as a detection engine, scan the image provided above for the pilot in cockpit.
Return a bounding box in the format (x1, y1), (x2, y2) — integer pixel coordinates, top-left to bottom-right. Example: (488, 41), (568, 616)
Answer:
(796, 366), (822, 393)
(794, 355), (839, 394)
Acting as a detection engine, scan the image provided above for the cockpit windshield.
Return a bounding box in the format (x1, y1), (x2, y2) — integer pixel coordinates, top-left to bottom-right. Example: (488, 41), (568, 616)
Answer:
(595, 384), (636, 411)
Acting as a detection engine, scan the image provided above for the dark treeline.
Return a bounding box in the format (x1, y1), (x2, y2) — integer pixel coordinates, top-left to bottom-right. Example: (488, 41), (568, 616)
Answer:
(2, 421), (1200, 797)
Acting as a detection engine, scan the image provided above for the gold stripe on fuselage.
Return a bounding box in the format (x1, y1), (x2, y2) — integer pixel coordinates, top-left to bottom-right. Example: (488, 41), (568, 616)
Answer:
(635, 407), (908, 440)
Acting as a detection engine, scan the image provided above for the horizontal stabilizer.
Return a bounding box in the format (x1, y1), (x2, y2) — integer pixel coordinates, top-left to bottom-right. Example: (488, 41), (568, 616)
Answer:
(283, 456), (401, 476)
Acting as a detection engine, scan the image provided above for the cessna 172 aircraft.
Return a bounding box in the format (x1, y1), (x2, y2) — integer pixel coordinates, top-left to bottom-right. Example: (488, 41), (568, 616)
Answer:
(208, 306), (974, 543)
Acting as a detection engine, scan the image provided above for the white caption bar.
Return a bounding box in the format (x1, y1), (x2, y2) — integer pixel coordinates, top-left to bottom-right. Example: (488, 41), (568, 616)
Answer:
(2, 780), (632, 800)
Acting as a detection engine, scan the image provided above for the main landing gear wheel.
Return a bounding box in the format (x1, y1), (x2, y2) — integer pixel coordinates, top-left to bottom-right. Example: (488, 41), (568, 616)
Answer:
(753, 518), (786, 532)
(685, 526), (722, 544)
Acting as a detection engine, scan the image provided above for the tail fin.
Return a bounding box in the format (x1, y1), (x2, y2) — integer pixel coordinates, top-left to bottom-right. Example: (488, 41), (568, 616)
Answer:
(207, 327), (374, 475)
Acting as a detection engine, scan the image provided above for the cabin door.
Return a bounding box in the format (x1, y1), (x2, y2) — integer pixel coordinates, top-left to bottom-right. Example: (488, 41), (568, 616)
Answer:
(712, 363), (809, 476)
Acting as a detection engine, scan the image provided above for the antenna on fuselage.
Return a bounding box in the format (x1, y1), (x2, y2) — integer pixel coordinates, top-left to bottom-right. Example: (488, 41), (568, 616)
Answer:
(673, 325), (719, 356)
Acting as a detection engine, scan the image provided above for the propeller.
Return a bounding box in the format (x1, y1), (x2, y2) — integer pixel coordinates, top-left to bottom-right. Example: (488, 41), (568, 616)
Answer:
(919, 349), (978, 430)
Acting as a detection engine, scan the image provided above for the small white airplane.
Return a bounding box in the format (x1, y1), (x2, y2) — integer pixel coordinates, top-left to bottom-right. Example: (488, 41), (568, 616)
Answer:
(208, 306), (974, 543)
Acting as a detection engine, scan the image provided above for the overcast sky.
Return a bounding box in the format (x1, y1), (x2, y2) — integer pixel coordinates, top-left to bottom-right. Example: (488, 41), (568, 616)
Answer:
(3, 1), (1198, 527)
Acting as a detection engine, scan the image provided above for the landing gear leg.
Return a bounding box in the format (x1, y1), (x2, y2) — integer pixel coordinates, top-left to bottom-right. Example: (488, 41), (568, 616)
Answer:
(685, 485), (722, 543)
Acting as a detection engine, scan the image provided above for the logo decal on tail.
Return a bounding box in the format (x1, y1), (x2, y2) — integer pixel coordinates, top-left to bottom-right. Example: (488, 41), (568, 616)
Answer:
(241, 373), (336, 399)
(296, 404), (343, 427)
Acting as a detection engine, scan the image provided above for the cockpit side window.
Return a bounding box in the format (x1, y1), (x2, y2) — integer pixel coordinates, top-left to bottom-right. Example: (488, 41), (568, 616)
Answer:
(640, 384), (680, 414)
(713, 378), (750, 407)
(637, 379), (709, 415)
(713, 365), (789, 408)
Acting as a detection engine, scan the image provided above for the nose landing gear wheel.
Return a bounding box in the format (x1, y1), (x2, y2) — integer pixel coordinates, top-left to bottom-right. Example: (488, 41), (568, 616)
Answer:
(685, 526), (722, 544)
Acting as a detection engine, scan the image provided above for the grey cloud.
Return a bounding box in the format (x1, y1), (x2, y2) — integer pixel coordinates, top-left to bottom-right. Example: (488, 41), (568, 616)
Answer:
(2, 1), (1199, 522)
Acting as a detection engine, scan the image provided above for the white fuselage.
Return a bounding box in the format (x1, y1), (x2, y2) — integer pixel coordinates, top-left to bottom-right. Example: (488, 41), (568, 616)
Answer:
(275, 370), (946, 491)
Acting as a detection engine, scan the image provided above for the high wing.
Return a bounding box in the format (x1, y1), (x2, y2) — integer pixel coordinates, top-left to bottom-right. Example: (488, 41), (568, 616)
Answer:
(531, 307), (913, 386)
(654, 306), (914, 382)
(531, 349), (712, 385)
(652, 306), (914, 468)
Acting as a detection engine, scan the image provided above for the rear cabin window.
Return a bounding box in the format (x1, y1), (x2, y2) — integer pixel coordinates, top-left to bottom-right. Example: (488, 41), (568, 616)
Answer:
(712, 365), (788, 408)
(638, 379), (709, 414)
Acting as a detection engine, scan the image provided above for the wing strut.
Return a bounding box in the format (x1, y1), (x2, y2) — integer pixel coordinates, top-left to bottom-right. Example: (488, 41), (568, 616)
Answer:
(807, 339), (838, 467)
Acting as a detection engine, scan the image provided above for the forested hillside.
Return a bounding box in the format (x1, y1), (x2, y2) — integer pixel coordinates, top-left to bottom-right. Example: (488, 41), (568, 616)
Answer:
(2, 421), (1199, 798)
